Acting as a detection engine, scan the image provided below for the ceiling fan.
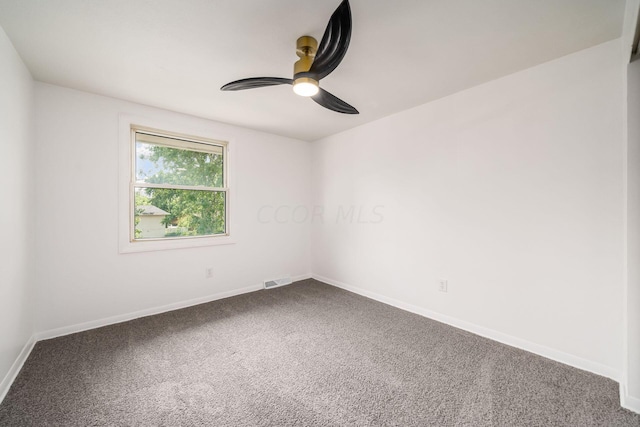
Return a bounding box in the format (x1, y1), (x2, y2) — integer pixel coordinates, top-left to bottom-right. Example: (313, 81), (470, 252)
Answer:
(220, 0), (358, 114)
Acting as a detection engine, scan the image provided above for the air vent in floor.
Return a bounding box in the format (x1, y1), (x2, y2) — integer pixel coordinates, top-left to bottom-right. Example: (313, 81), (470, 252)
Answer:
(264, 277), (292, 289)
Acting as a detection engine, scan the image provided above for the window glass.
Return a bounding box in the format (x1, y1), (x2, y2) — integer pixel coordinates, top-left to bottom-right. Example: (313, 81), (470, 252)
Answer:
(132, 129), (227, 241)
(135, 133), (224, 188)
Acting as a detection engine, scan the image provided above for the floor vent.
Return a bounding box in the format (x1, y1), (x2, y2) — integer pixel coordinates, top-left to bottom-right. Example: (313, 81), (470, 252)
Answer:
(264, 277), (292, 289)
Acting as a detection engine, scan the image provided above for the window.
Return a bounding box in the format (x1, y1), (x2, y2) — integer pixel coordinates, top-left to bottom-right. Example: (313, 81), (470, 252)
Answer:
(128, 125), (229, 245)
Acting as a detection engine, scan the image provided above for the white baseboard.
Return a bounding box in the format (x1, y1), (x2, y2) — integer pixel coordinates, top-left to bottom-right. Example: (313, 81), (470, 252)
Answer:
(36, 283), (265, 341)
(36, 274), (313, 341)
(0, 335), (36, 404)
(293, 273), (313, 281)
(621, 383), (640, 414)
(313, 274), (620, 382)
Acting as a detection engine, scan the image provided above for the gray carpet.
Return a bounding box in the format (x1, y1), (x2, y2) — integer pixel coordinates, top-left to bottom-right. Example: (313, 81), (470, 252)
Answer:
(0, 279), (638, 426)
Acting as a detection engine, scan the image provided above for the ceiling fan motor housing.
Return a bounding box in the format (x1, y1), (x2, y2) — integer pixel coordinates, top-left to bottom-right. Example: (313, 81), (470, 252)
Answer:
(294, 36), (318, 76)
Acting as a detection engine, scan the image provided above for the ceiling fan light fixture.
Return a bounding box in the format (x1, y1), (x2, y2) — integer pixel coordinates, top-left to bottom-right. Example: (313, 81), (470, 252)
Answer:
(293, 77), (319, 97)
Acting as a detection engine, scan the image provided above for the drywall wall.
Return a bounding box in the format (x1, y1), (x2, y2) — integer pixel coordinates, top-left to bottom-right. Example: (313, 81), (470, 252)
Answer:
(0, 27), (35, 390)
(34, 83), (311, 332)
(627, 58), (640, 407)
(311, 40), (625, 376)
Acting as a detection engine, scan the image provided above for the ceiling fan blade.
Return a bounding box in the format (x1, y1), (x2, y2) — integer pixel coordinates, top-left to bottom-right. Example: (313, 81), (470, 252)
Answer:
(311, 88), (358, 114)
(220, 77), (292, 91)
(307, 0), (352, 81)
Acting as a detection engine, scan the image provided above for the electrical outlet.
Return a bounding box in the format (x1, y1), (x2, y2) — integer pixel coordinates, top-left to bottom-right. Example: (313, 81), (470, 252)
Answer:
(438, 280), (448, 293)
(205, 267), (213, 279)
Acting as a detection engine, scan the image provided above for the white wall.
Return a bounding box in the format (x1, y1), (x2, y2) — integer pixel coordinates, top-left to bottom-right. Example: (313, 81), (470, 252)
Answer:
(626, 58), (640, 407)
(311, 40), (625, 377)
(34, 83), (311, 332)
(0, 27), (35, 389)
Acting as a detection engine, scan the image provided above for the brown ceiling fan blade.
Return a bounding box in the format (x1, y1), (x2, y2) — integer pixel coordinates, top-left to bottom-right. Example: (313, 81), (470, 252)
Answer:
(311, 88), (358, 114)
(220, 77), (292, 91)
(307, 0), (352, 81)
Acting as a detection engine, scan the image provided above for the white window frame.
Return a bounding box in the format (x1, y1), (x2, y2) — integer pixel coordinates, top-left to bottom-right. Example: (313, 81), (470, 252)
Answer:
(119, 114), (235, 253)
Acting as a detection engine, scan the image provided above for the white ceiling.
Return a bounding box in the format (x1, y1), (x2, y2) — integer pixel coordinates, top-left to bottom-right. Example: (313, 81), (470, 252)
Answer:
(0, 0), (626, 141)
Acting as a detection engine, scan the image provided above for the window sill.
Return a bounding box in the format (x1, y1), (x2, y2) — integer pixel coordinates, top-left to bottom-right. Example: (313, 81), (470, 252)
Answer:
(119, 234), (236, 254)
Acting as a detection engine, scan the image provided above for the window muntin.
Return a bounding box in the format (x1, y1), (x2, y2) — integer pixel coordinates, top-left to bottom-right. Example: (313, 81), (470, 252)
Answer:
(131, 127), (228, 241)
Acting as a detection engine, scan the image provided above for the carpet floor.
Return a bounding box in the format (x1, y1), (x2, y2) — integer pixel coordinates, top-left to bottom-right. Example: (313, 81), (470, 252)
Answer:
(0, 279), (638, 426)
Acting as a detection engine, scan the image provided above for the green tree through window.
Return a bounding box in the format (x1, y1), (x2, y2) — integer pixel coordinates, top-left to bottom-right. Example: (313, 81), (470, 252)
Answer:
(133, 130), (227, 240)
